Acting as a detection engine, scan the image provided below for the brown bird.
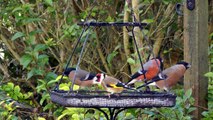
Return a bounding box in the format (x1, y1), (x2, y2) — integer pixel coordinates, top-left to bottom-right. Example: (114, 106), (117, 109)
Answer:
(64, 67), (104, 87)
(101, 75), (135, 94)
(148, 61), (191, 91)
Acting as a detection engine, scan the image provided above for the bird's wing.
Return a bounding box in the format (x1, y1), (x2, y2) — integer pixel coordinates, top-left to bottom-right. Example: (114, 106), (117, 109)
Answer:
(80, 72), (96, 81)
(75, 68), (90, 79)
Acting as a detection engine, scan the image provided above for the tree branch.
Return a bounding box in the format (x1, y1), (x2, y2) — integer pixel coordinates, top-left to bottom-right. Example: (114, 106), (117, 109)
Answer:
(1, 34), (21, 61)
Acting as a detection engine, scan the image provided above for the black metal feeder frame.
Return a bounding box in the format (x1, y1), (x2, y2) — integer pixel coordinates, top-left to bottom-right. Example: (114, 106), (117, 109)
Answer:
(50, 22), (177, 120)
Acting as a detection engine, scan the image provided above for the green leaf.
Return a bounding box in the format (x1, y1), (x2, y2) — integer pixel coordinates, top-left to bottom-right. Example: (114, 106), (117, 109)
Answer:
(20, 54), (32, 69)
(204, 72), (213, 78)
(209, 32), (213, 38)
(72, 114), (80, 120)
(202, 111), (209, 117)
(23, 18), (43, 24)
(45, 0), (53, 6)
(27, 69), (34, 79)
(12, 7), (23, 13)
(7, 82), (15, 90)
(43, 103), (53, 111)
(34, 69), (44, 76)
(38, 54), (49, 66)
(40, 93), (50, 105)
(29, 29), (43, 36)
(127, 58), (136, 65)
(27, 68), (44, 79)
(38, 117), (46, 120)
(11, 32), (25, 41)
(58, 109), (71, 120)
(59, 83), (70, 91)
(142, 19), (154, 24)
(47, 79), (58, 87)
(185, 89), (192, 100)
(14, 86), (21, 94)
(107, 52), (118, 64)
(45, 72), (57, 81)
(188, 107), (196, 113)
(23, 92), (33, 99)
(36, 79), (47, 93)
(34, 44), (47, 52)
(26, 35), (36, 45)
(55, 75), (69, 81)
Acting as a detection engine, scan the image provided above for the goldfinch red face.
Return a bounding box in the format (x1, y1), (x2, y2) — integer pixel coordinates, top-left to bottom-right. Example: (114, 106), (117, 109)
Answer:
(93, 73), (106, 84)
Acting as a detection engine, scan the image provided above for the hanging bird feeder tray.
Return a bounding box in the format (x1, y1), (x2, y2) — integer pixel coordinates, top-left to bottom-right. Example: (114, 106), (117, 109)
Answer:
(50, 90), (176, 108)
(49, 20), (177, 120)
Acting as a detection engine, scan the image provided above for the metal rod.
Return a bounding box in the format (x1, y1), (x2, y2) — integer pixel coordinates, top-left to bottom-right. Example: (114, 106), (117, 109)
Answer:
(136, 74), (166, 89)
(131, 27), (147, 80)
(54, 26), (87, 90)
(78, 22), (147, 27)
(70, 27), (90, 91)
(113, 108), (126, 120)
(109, 108), (113, 120)
(94, 108), (109, 120)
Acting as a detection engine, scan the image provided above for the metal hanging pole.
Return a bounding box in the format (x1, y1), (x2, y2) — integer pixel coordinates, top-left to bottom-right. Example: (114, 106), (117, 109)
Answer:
(54, 26), (88, 90)
(70, 27), (91, 91)
(131, 27), (147, 80)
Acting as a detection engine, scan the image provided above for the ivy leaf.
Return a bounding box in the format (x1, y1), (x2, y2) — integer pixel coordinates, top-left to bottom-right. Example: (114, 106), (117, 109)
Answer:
(20, 54), (32, 69)
(11, 32), (25, 41)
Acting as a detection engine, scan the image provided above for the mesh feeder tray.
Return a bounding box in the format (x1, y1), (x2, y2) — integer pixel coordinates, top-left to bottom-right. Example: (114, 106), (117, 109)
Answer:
(50, 90), (176, 108)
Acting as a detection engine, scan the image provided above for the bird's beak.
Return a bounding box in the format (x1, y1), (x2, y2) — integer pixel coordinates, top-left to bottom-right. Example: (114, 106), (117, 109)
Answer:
(187, 64), (191, 68)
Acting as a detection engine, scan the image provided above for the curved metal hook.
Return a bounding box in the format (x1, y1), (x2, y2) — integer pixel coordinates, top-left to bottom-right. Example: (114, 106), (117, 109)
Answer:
(176, 3), (183, 16)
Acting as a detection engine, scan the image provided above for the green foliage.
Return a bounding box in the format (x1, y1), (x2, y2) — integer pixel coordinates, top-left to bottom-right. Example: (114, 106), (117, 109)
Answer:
(202, 74), (213, 119)
(1, 82), (32, 101)
(121, 89), (195, 120)
(0, 101), (18, 120)
(11, 32), (25, 41)
(0, 0), (212, 119)
(127, 58), (136, 65)
(201, 39), (213, 119)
